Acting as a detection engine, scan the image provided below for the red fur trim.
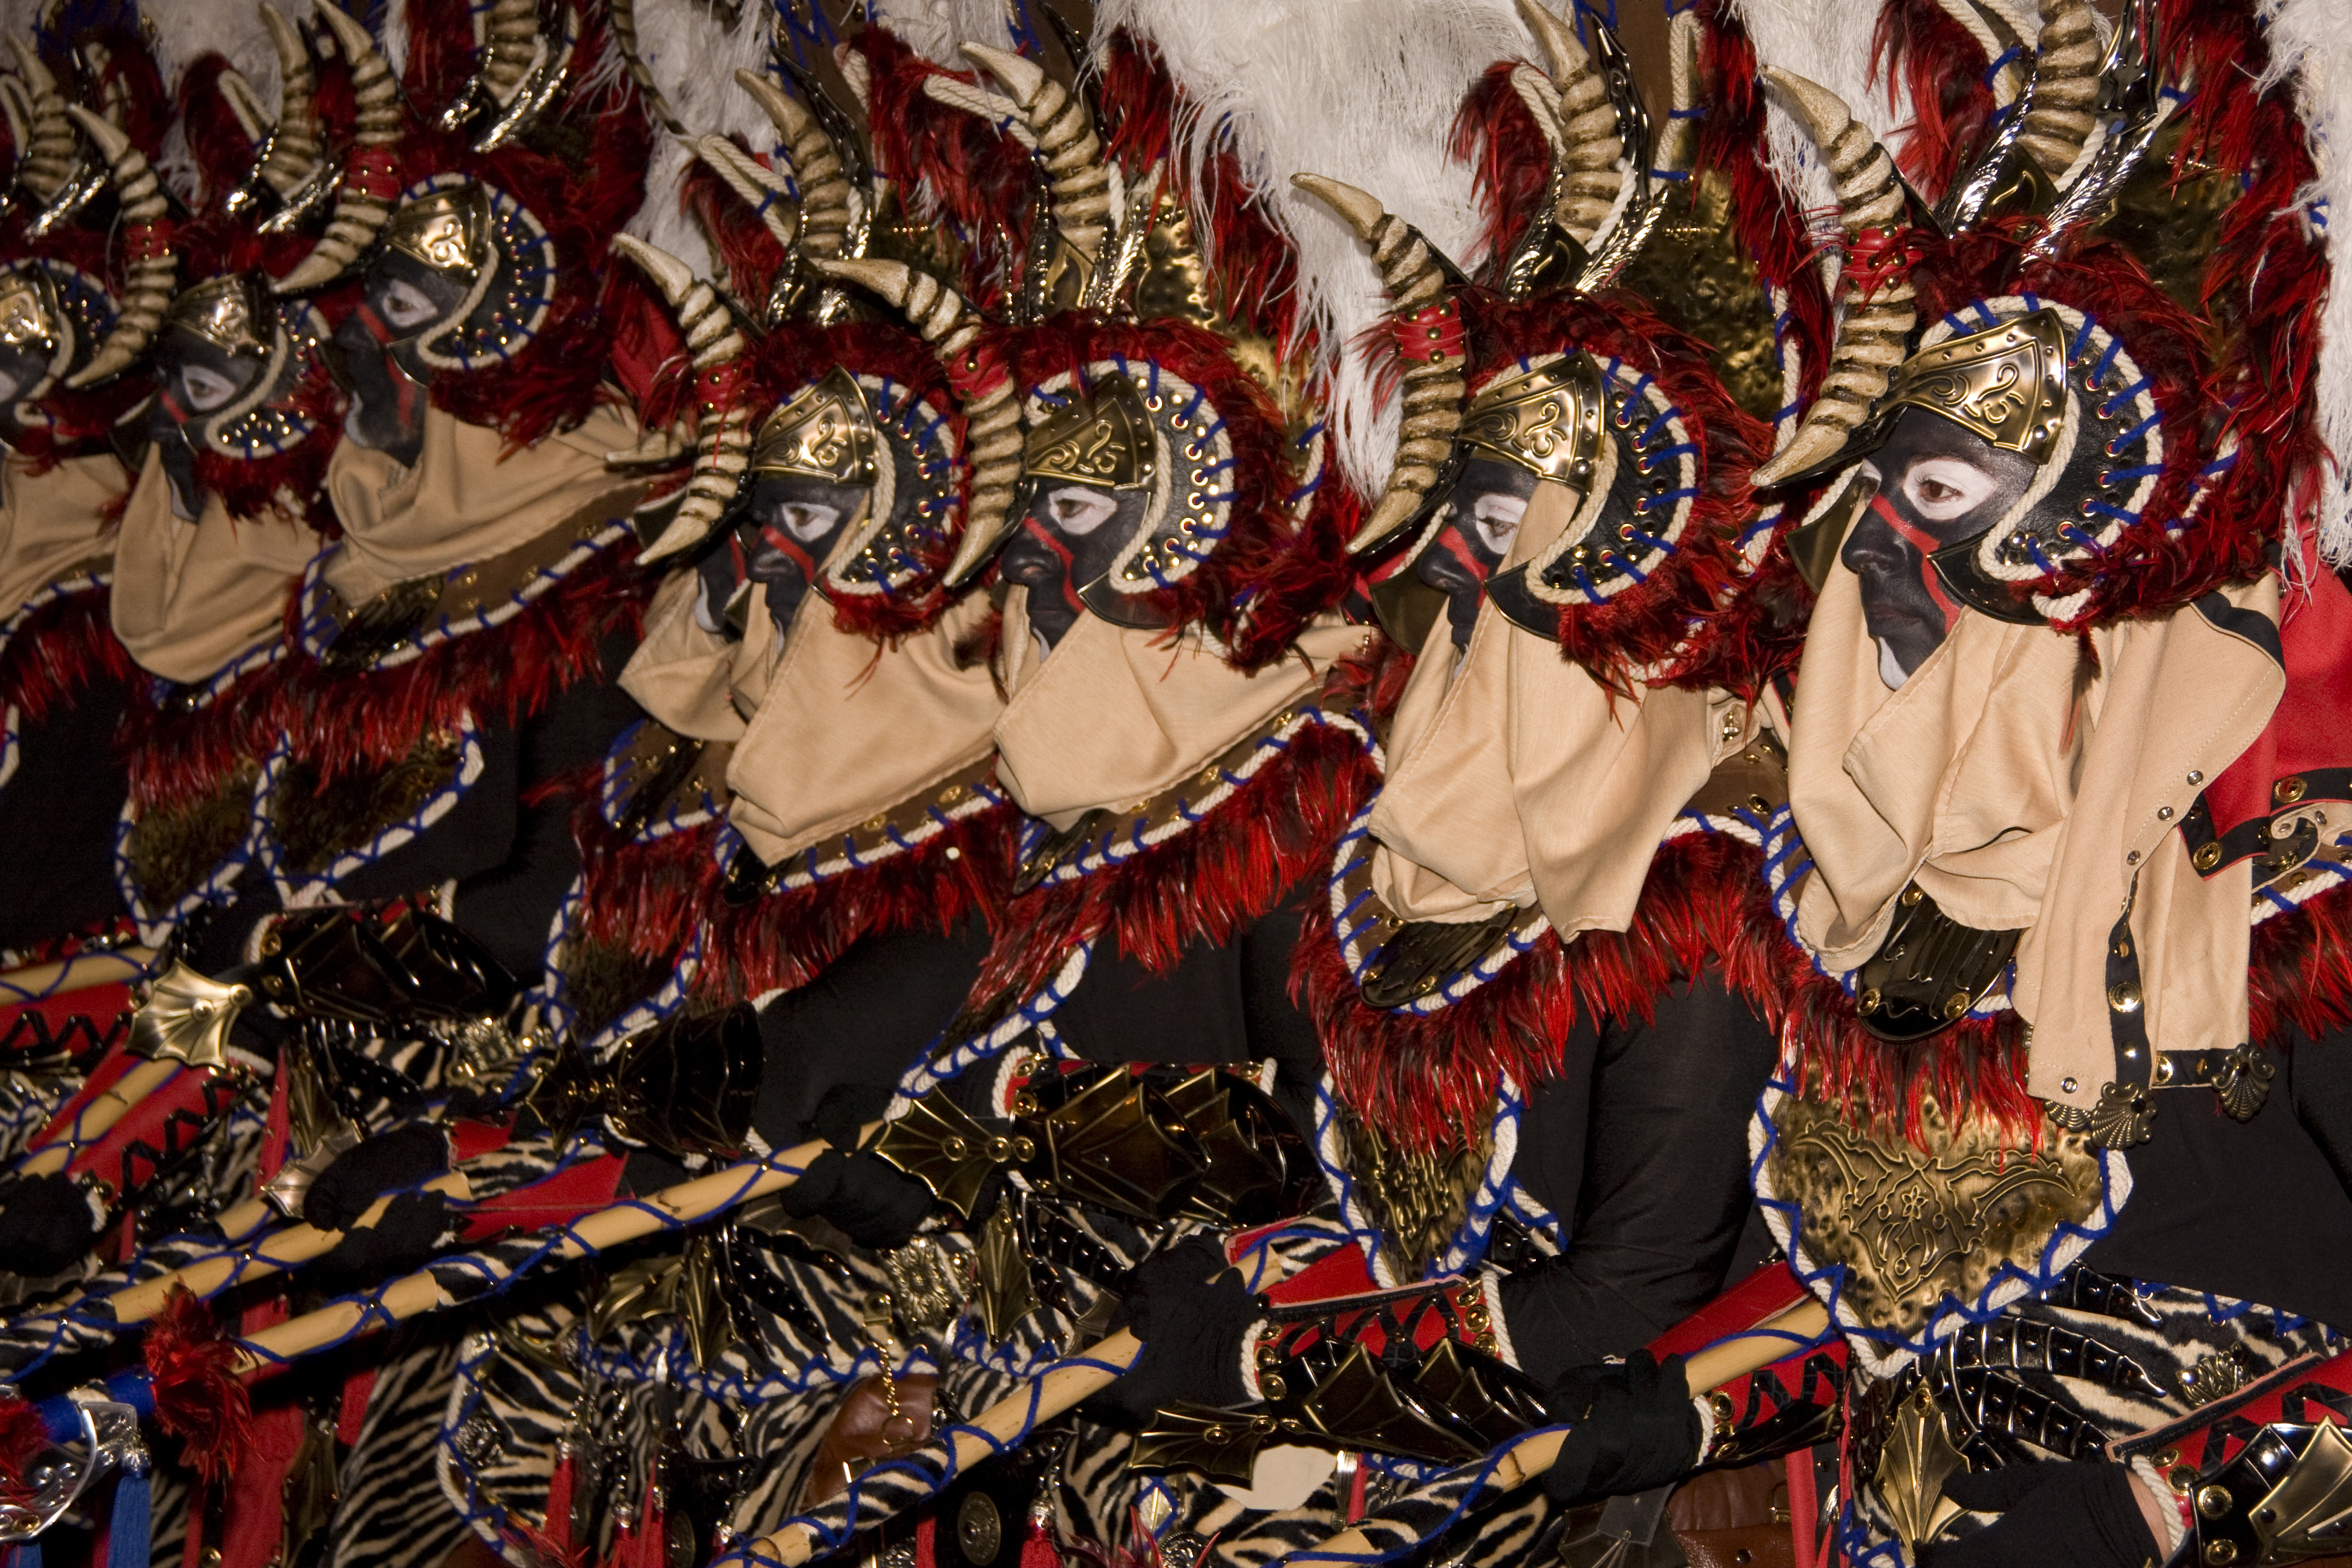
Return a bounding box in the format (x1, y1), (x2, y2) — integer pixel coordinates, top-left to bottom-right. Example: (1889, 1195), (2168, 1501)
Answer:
(992, 313), (1349, 669)
(273, 538), (649, 783)
(693, 805), (1021, 1004)
(851, 28), (1042, 310)
(2251, 878), (2352, 1045)
(1448, 289), (1776, 695)
(684, 154), (791, 316)
(120, 652), (288, 815)
(1873, 0), (2000, 204)
(1303, 828), (2037, 1155)
(971, 673), (1385, 1010)
(0, 580), (136, 724)
(1096, 33), (1305, 354)
(570, 802), (719, 972)
(145, 1285), (252, 1485)
(0, 1390), (44, 1504)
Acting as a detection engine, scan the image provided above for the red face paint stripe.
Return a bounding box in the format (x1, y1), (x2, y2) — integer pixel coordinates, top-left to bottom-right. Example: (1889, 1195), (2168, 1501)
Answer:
(1870, 493), (1966, 635)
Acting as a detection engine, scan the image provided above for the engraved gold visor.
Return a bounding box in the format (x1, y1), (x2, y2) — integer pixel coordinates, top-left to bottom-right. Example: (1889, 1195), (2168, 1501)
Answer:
(164, 275), (271, 360)
(1881, 307), (2071, 463)
(1459, 354), (1607, 486)
(752, 367), (878, 485)
(1023, 373), (1154, 492)
(0, 271), (59, 358)
(384, 185), (490, 276)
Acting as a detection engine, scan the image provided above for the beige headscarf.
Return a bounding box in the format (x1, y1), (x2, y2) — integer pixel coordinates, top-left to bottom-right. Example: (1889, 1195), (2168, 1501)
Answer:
(619, 568), (782, 743)
(725, 589), (1004, 866)
(1786, 546), (2281, 1114)
(1368, 477), (1752, 933)
(322, 402), (642, 603)
(992, 587), (1370, 831)
(111, 445), (322, 684)
(0, 452), (125, 618)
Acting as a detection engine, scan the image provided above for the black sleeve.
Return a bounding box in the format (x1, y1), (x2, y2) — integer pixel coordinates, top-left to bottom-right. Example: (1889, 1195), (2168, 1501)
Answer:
(0, 680), (131, 950)
(2289, 1022), (2352, 1198)
(1239, 878), (1329, 1135)
(750, 916), (995, 1148)
(1498, 973), (1778, 1387)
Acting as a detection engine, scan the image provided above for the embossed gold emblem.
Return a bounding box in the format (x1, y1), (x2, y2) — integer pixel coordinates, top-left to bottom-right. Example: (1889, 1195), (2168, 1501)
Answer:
(1339, 1109), (1492, 1282)
(1882, 307), (2071, 462)
(752, 366), (879, 485)
(164, 275), (270, 360)
(1023, 373), (1153, 492)
(0, 272), (57, 356)
(1460, 353), (1607, 488)
(384, 186), (488, 275)
(1767, 1094), (2102, 1334)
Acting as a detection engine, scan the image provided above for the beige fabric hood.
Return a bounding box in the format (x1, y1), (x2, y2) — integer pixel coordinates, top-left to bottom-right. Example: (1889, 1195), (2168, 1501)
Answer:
(111, 445), (322, 684)
(322, 402), (642, 604)
(992, 586), (1370, 832)
(0, 452), (125, 618)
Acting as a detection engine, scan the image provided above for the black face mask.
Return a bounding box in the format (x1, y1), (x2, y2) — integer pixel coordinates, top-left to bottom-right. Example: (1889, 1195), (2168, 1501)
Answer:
(739, 474), (863, 643)
(0, 340), (52, 443)
(997, 482), (1149, 654)
(151, 327), (272, 521)
(1416, 457), (1537, 651)
(336, 254), (468, 466)
(1840, 410), (2037, 688)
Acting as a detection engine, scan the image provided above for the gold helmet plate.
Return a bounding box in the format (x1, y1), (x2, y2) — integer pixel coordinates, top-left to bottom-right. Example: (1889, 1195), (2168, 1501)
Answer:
(384, 185), (491, 277)
(1882, 307), (2071, 463)
(752, 367), (879, 486)
(1023, 373), (1154, 493)
(1459, 354), (1607, 488)
(0, 269), (60, 359)
(164, 274), (272, 360)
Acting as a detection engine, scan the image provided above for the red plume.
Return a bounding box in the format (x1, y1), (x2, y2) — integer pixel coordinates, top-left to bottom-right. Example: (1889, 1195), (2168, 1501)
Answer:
(144, 1285), (253, 1485)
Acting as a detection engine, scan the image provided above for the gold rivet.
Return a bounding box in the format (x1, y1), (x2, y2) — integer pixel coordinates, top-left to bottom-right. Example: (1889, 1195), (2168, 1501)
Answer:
(2109, 981), (2143, 1014)
(2278, 776), (2308, 805)
(2194, 841), (2223, 871)
(1901, 886), (1924, 906)
(1942, 992), (1970, 1020)
(2062, 1076), (2079, 1094)
(2198, 1486), (2233, 1520)
(1857, 988), (1881, 1015)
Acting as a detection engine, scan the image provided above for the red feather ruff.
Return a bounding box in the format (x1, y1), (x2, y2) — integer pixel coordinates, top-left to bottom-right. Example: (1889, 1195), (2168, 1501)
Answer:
(744, 322), (976, 641)
(1873, 0), (2001, 204)
(272, 539), (648, 784)
(682, 155), (791, 317)
(571, 809), (719, 975)
(992, 313), (1348, 670)
(2250, 878), (2352, 1048)
(390, 0), (654, 447)
(852, 28), (1043, 311)
(0, 580), (136, 725)
(970, 661), (1387, 1013)
(1451, 290), (1775, 695)
(691, 805), (1021, 1005)
(145, 1285), (252, 1485)
(118, 649), (289, 817)
(1303, 827), (2038, 1157)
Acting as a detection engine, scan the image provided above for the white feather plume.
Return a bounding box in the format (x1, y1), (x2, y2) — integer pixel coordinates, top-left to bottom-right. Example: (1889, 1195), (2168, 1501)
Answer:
(866, 0), (1018, 66)
(2257, 0), (2352, 564)
(1095, 0), (1531, 498)
(616, 0), (785, 277)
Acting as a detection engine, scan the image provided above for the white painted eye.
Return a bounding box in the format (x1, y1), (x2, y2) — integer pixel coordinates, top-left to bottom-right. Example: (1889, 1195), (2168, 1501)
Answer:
(775, 500), (841, 543)
(1045, 486), (1119, 535)
(1900, 456), (2004, 523)
(0, 370), (24, 405)
(177, 362), (243, 413)
(379, 278), (440, 331)
(1470, 491), (1526, 557)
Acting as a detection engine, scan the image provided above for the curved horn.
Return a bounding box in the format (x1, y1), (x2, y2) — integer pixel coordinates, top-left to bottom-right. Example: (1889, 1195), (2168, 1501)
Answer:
(1514, 0), (1624, 247)
(1748, 69), (1915, 488)
(814, 256), (1022, 589)
(2014, 0), (2101, 180)
(611, 236), (754, 564)
(62, 106), (175, 387)
(736, 70), (851, 260)
(478, 0), (541, 113)
(273, 4), (402, 294)
(216, 68), (270, 143)
(254, 5), (322, 199)
(692, 134), (797, 250)
(8, 38), (77, 202)
(960, 43), (1112, 264)
(1291, 174), (1466, 555)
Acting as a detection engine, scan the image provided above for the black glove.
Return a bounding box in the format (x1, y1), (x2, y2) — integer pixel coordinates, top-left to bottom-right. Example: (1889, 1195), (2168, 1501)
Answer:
(779, 1148), (935, 1251)
(310, 1191), (454, 1292)
(302, 1125), (451, 1231)
(1538, 1351), (1703, 1508)
(1916, 1460), (2161, 1568)
(1090, 1235), (1258, 1428)
(0, 1172), (100, 1278)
